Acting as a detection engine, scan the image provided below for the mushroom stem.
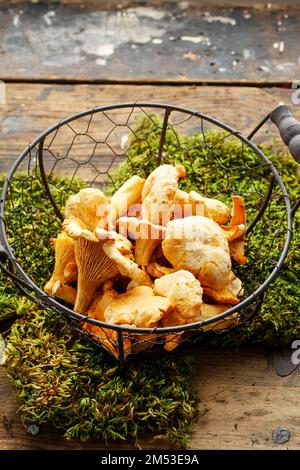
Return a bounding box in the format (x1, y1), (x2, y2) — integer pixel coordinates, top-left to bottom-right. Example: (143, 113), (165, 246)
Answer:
(103, 239), (153, 286)
(118, 217), (165, 267)
(74, 237), (119, 314)
(110, 175), (145, 220)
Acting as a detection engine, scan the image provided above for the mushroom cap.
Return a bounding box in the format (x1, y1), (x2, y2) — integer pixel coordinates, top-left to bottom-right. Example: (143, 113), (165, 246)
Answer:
(220, 224), (245, 241)
(174, 190), (230, 224)
(154, 270), (203, 326)
(104, 285), (173, 327)
(63, 217), (98, 242)
(228, 273), (244, 297)
(162, 216), (232, 289)
(187, 191), (209, 218)
(141, 164), (186, 225)
(65, 188), (111, 230)
(202, 286), (240, 305)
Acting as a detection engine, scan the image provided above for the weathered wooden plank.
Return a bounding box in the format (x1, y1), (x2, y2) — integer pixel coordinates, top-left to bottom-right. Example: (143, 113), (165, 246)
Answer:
(1, 346), (300, 450)
(1, 83), (299, 176)
(0, 2), (299, 82)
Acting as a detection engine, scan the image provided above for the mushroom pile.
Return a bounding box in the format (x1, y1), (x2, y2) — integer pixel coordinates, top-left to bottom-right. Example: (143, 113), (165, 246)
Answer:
(44, 164), (247, 355)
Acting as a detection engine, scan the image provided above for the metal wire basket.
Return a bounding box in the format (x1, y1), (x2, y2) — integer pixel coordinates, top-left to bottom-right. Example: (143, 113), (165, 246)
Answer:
(0, 102), (299, 361)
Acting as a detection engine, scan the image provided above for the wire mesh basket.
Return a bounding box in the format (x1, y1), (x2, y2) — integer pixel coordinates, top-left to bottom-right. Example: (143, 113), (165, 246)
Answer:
(0, 102), (300, 361)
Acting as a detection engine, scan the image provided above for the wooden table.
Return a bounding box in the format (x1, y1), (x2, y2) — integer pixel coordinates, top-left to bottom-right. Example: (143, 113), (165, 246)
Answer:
(1, 0), (300, 450)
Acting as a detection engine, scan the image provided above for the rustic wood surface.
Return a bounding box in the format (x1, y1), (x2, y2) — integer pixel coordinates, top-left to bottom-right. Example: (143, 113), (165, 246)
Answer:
(1, 346), (300, 450)
(0, 1), (299, 83)
(1, 82), (299, 175)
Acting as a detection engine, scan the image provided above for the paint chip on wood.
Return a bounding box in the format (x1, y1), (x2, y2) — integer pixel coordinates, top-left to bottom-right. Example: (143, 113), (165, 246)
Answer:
(181, 35), (208, 44)
(203, 13), (236, 26)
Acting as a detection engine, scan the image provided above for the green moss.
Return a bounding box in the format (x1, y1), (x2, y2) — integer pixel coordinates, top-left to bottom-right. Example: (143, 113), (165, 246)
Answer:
(6, 306), (198, 448)
(1, 113), (300, 447)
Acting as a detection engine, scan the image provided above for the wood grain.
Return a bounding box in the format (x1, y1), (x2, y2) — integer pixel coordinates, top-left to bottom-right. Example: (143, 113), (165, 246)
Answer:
(1, 83), (299, 176)
(0, 2), (299, 83)
(1, 346), (300, 450)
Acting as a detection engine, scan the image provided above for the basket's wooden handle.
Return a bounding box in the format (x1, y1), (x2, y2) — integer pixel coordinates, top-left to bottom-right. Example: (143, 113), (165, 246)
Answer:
(270, 105), (300, 164)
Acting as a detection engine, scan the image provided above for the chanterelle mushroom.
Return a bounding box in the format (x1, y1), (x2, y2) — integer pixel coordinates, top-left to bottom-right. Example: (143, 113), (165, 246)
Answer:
(102, 239), (153, 286)
(200, 303), (239, 331)
(154, 270), (203, 352)
(110, 175), (145, 221)
(117, 216), (166, 266)
(63, 217), (98, 242)
(202, 271), (243, 305)
(84, 280), (131, 356)
(154, 270), (203, 326)
(74, 237), (119, 313)
(174, 189), (230, 224)
(87, 279), (119, 321)
(44, 231), (76, 295)
(51, 280), (77, 305)
(104, 286), (174, 327)
(229, 195), (247, 264)
(95, 227), (133, 257)
(141, 164), (186, 225)
(162, 216), (232, 290)
(65, 187), (111, 230)
(190, 191), (230, 225)
(146, 261), (176, 279)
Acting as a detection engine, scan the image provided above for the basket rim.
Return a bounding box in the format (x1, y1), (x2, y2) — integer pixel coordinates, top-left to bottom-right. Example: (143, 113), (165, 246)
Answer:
(0, 101), (293, 334)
